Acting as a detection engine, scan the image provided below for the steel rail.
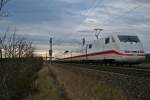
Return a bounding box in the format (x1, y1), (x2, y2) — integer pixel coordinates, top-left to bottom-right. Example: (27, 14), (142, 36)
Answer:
(55, 63), (150, 78)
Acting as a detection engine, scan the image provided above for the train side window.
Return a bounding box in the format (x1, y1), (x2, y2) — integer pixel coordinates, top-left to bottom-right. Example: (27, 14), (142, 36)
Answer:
(89, 44), (92, 49)
(105, 38), (109, 44)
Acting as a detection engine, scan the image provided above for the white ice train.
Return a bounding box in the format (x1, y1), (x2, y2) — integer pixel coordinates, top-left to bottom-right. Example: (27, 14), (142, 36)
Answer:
(60, 33), (145, 64)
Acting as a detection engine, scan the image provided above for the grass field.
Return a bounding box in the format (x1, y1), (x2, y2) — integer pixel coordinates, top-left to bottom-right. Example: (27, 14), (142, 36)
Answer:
(27, 64), (137, 100)
(52, 64), (137, 100)
(24, 62), (150, 100)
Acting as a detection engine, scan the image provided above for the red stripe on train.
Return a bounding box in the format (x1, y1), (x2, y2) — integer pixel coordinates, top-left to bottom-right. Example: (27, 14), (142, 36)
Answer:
(63, 50), (145, 59)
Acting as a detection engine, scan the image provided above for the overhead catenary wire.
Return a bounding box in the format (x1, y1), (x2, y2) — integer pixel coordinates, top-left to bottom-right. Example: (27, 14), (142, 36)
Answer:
(77, 0), (104, 31)
(101, 0), (145, 28)
(78, 0), (147, 33)
(77, 0), (105, 41)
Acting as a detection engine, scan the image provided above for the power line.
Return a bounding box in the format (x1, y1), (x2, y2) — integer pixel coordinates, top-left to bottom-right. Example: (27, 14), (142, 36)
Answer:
(75, 0), (148, 38)
(76, 0), (103, 31)
(79, 0), (145, 30)
(92, 1), (145, 34)
(99, 0), (145, 28)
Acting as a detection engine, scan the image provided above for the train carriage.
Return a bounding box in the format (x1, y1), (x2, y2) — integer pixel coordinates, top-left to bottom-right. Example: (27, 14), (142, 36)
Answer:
(60, 33), (145, 64)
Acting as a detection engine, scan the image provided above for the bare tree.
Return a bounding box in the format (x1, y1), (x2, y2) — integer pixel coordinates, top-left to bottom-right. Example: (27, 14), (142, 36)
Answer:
(1, 29), (34, 59)
(0, 31), (7, 59)
(0, 0), (10, 11)
(0, 0), (11, 17)
(0, 38), (2, 59)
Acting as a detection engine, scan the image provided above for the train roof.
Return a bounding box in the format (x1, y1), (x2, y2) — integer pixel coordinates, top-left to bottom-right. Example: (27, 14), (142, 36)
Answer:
(93, 33), (138, 40)
(111, 33), (138, 36)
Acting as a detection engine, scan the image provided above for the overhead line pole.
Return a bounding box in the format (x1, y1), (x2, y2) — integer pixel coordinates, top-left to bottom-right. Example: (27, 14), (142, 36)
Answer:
(0, 38), (2, 60)
(49, 37), (53, 64)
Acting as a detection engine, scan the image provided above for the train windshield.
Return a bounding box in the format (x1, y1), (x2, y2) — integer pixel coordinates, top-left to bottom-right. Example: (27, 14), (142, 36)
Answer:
(118, 35), (140, 43)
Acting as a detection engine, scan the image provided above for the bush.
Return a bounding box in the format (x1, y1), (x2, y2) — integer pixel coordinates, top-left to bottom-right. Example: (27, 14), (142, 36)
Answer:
(0, 57), (43, 100)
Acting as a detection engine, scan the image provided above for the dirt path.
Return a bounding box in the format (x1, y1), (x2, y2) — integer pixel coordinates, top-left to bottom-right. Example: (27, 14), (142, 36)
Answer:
(25, 64), (68, 100)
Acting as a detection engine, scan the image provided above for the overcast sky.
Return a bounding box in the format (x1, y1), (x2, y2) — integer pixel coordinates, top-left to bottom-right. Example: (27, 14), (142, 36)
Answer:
(0, 0), (150, 54)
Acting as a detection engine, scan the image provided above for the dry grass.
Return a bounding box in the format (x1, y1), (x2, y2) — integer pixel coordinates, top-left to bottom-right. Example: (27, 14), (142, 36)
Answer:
(25, 63), (137, 100)
(0, 58), (43, 100)
(49, 64), (135, 100)
(143, 63), (150, 67)
(26, 65), (65, 100)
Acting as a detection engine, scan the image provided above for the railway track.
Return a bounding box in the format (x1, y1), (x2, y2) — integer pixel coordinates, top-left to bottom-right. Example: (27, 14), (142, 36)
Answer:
(55, 63), (150, 78)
